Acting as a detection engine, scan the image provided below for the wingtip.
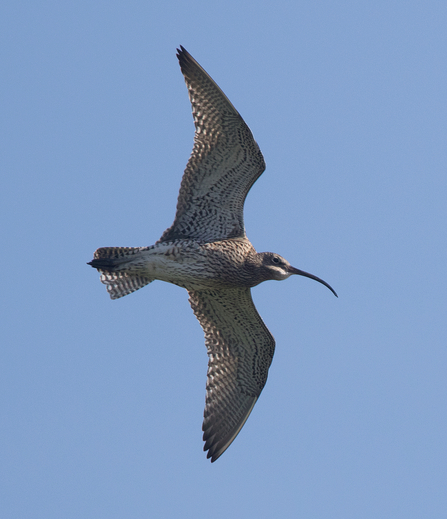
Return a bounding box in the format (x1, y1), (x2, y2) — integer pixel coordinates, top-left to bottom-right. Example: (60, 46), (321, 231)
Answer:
(176, 45), (189, 61)
(202, 396), (259, 463)
(204, 441), (225, 463)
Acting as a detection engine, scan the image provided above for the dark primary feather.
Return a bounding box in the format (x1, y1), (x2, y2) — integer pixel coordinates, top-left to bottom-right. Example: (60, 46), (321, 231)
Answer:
(159, 46), (266, 244)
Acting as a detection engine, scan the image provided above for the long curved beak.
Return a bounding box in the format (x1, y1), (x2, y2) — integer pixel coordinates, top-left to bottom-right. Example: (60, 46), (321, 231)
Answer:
(288, 266), (338, 297)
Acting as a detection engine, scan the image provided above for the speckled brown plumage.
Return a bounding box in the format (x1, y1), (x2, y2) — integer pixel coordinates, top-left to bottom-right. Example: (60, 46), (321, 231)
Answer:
(189, 287), (275, 461)
(88, 46), (337, 463)
(159, 47), (265, 243)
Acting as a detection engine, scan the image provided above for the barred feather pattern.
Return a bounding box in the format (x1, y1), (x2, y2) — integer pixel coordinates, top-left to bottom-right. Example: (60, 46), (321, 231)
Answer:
(188, 287), (275, 462)
(159, 46), (266, 244)
(91, 247), (152, 299)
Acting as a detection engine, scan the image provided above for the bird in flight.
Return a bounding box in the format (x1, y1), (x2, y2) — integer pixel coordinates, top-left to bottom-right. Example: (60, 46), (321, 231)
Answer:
(89, 46), (337, 462)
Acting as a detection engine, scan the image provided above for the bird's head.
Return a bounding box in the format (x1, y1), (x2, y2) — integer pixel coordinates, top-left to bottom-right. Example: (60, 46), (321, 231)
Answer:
(259, 252), (338, 297)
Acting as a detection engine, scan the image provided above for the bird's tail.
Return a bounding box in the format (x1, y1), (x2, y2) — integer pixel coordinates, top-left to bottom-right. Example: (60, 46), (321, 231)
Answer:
(88, 247), (152, 300)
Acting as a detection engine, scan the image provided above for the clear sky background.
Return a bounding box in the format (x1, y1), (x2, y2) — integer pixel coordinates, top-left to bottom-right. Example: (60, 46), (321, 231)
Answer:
(2, 1), (446, 518)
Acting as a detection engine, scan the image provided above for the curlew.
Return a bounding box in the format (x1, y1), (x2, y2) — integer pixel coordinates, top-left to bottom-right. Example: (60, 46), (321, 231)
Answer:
(88, 46), (337, 462)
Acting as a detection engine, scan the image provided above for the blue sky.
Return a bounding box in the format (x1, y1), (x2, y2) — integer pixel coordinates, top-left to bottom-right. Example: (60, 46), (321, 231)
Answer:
(2, 1), (446, 517)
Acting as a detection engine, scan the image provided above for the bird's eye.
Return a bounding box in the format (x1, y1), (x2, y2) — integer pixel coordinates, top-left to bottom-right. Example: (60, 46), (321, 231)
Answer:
(272, 256), (280, 264)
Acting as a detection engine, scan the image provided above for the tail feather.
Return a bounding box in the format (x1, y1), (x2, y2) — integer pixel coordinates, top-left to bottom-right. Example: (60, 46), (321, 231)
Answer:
(88, 246), (152, 299)
(99, 271), (152, 299)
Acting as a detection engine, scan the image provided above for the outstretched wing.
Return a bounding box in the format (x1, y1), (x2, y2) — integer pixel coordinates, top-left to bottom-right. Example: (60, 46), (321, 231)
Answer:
(159, 46), (266, 244)
(188, 287), (275, 462)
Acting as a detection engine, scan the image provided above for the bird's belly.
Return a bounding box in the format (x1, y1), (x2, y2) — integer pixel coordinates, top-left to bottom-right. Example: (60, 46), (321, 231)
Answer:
(138, 241), (251, 289)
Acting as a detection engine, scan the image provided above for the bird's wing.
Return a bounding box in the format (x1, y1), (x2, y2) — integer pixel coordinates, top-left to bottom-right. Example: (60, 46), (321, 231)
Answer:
(188, 287), (275, 462)
(159, 46), (266, 244)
